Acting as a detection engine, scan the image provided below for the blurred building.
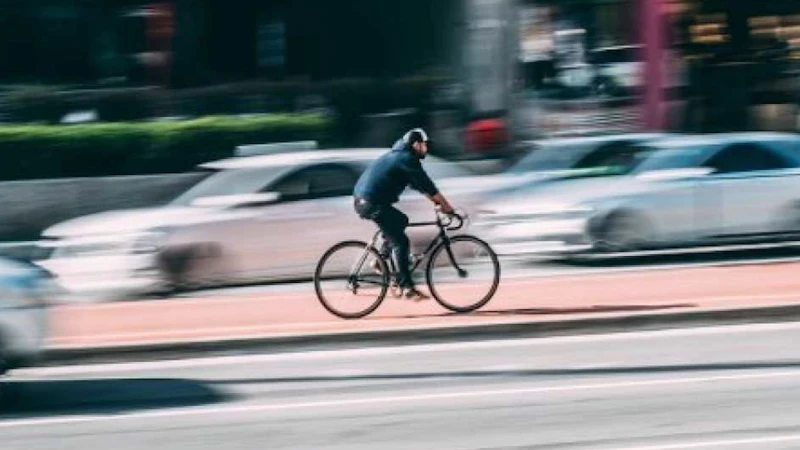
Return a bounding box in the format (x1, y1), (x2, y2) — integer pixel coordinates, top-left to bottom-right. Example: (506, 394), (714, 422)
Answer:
(510, 0), (799, 134)
(671, 0), (800, 131)
(0, 0), (462, 87)
(0, 0), (796, 137)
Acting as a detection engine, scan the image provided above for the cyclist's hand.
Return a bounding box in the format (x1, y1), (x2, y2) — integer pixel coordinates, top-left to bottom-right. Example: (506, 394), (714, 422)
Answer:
(437, 204), (456, 215)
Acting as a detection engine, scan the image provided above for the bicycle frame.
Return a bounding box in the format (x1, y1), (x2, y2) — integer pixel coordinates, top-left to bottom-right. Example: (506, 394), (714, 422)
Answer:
(361, 213), (468, 281)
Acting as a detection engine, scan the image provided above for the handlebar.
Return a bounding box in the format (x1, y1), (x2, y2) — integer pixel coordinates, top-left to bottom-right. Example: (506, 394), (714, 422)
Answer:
(435, 206), (467, 231)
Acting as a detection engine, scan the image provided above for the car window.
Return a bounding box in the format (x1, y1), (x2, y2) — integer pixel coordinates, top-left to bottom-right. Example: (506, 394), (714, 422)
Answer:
(170, 167), (285, 206)
(574, 142), (643, 170)
(270, 166), (358, 201)
(566, 142), (657, 177)
(506, 143), (597, 173)
(704, 144), (793, 174)
(632, 145), (711, 172)
(308, 167), (358, 198)
(592, 48), (633, 64)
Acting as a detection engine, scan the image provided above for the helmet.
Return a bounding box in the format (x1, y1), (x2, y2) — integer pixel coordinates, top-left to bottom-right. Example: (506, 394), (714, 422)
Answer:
(402, 128), (429, 145)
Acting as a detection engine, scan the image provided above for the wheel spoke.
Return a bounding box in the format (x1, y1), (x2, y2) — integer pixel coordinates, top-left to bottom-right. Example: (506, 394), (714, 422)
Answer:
(426, 236), (500, 313)
(314, 242), (388, 319)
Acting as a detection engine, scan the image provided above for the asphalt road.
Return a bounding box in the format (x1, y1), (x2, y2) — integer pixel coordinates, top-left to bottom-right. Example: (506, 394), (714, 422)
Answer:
(5, 321), (800, 449)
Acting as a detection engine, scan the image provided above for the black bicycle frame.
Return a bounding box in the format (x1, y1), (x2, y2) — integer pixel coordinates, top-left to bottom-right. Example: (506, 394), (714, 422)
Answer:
(387, 215), (468, 276)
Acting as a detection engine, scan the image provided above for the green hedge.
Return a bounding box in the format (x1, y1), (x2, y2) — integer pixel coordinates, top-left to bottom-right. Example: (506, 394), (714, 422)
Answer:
(0, 114), (332, 181)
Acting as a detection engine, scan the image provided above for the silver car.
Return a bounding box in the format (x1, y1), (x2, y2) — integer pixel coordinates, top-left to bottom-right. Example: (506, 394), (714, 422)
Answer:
(438, 133), (669, 201)
(38, 149), (474, 300)
(0, 258), (51, 375)
(477, 133), (800, 256)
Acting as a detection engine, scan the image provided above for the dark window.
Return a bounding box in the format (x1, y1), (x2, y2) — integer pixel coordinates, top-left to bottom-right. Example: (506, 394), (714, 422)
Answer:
(270, 165), (357, 201)
(572, 142), (653, 174)
(704, 144), (793, 174)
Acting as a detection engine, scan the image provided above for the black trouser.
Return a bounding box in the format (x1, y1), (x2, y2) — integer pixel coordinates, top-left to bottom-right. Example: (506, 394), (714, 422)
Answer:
(354, 198), (413, 288)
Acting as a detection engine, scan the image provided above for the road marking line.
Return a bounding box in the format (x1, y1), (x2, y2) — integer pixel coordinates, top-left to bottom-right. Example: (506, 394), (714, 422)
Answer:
(2, 370), (800, 429)
(25, 321), (800, 376)
(614, 433), (800, 450)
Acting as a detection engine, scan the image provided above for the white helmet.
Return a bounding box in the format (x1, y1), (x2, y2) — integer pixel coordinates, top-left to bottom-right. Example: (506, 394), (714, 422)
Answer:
(402, 128), (429, 145)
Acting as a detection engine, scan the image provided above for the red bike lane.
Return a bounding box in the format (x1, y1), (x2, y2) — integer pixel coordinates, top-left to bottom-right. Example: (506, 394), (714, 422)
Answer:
(48, 262), (800, 349)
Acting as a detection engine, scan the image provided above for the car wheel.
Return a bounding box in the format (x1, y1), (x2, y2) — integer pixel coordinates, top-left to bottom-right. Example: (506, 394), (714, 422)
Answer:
(592, 78), (611, 98)
(156, 244), (220, 294)
(592, 211), (651, 253)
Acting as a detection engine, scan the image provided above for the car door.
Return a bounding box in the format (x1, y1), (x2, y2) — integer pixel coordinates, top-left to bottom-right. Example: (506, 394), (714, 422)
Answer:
(236, 164), (369, 280)
(701, 143), (798, 238)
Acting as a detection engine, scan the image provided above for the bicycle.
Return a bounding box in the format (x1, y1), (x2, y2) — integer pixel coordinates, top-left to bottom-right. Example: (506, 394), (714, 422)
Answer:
(314, 209), (501, 319)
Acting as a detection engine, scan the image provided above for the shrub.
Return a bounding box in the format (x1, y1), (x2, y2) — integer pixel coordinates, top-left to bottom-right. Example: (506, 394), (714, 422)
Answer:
(0, 114), (332, 180)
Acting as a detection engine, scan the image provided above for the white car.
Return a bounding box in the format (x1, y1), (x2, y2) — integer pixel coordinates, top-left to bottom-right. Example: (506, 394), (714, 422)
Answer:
(0, 258), (51, 375)
(589, 45), (643, 97)
(477, 133), (800, 256)
(37, 149), (476, 300)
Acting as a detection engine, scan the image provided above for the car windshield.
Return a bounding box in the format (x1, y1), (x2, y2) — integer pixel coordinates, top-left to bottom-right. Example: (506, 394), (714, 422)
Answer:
(506, 143), (597, 174)
(632, 145), (710, 173)
(171, 167), (286, 206)
(507, 142), (656, 178)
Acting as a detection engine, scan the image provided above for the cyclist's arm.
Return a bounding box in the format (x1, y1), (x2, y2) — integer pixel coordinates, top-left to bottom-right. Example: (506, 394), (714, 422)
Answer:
(427, 192), (455, 215)
(406, 158), (437, 194)
(405, 157), (455, 214)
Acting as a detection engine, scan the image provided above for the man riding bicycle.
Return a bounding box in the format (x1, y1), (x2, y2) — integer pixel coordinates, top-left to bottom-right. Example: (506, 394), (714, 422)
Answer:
(353, 128), (456, 301)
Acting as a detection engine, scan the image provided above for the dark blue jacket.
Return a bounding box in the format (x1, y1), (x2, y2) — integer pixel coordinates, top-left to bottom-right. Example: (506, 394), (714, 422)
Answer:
(353, 139), (439, 205)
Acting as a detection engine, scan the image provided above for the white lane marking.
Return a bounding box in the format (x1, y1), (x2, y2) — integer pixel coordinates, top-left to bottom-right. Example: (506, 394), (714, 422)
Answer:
(24, 321), (800, 377)
(2, 370), (800, 429)
(614, 433), (800, 450)
(521, 255), (800, 278)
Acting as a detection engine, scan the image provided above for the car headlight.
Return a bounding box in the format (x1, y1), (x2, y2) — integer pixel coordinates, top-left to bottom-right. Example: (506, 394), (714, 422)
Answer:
(51, 241), (126, 258)
(478, 206), (595, 224)
(47, 231), (166, 258)
(130, 231), (166, 255)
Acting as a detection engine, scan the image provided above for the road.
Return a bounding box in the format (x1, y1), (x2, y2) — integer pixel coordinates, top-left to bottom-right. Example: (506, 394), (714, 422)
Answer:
(5, 321), (800, 449)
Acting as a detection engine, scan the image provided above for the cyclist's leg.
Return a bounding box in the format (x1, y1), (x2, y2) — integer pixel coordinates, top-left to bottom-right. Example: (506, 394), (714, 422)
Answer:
(354, 199), (391, 258)
(374, 206), (413, 288)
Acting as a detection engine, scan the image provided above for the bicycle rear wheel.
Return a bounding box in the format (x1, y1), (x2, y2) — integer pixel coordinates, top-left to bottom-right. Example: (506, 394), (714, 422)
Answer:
(426, 235), (500, 313)
(314, 241), (388, 319)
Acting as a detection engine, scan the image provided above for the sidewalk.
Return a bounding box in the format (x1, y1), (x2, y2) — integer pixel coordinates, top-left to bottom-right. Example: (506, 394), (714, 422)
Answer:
(44, 261), (800, 362)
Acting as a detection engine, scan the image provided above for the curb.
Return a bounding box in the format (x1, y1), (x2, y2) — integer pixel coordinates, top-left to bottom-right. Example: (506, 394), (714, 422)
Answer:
(42, 303), (800, 366)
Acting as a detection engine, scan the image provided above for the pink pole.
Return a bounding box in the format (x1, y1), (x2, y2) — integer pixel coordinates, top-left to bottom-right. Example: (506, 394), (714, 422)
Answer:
(640, 0), (665, 130)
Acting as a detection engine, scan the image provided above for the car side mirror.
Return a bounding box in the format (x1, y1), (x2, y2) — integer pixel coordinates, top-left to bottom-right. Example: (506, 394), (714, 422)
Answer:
(191, 192), (282, 208)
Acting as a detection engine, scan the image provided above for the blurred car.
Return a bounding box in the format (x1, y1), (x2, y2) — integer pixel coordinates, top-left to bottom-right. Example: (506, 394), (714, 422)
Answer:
(37, 149), (475, 300)
(588, 45), (643, 97)
(0, 258), (51, 374)
(438, 133), (669, 200)
(476, 133), (800, 256)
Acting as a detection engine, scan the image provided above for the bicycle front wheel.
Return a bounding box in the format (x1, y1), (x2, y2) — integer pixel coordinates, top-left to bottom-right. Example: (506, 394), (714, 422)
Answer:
(426, 235), (500, 313)
(314, 241), (388, 319)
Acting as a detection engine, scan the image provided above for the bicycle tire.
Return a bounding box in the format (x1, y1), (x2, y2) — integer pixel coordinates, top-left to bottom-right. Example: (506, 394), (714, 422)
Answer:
(314, 240), (388, 319)
(426, 235), (500, 313)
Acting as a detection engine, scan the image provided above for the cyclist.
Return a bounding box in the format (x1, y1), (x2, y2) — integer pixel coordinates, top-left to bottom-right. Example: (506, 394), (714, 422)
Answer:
(353, 128), (456, 301)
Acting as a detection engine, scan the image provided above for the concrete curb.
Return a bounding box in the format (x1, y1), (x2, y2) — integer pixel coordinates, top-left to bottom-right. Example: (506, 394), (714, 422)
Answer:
(40, 303), (800, 366)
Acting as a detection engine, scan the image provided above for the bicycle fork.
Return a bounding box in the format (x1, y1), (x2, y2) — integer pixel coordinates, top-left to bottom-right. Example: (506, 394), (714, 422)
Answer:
(440, 236), (469, 279)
